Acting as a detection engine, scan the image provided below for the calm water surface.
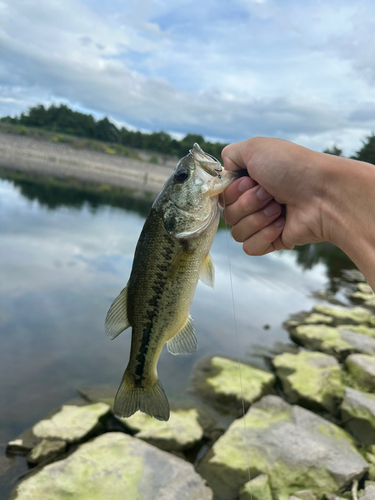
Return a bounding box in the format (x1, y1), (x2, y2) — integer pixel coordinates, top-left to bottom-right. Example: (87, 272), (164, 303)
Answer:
(0, 174), (355, 496)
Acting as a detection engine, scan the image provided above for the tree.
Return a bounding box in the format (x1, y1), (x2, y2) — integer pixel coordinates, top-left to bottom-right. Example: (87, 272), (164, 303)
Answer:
(323, 145), (343, 156)
(353, 133), (375, 165)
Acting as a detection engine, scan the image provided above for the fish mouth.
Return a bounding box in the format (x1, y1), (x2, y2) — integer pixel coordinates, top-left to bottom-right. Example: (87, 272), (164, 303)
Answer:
(190, 143), (239, 196)
(190, 143), (223, 178)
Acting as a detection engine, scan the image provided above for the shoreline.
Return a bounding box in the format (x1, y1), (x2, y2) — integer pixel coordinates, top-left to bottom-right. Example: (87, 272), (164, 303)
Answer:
(0, 132), (176, 199)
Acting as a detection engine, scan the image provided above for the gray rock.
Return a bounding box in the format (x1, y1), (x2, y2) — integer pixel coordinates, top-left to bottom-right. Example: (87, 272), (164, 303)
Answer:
(345, 354), (375, 392)
(77, 386), (116, 408)
(341, 387), (375, 445)
(303, 313), (334, 325)
(27, 439), (67, 464)
(362, 484), (375, 500)
(239, 474), (272, 500)
(291, 324), (375, 360)
(358, 283), (374, 294)
(313, 305), (375, 325)
(292, 491), (317, 500)
(197, 396), (368, 500)
(79, 386), (224, 449)
(273, 351), (344, 413)
(190, 356), (275, 413)
(32, 403), (110, 443)
(8, 432), (213, 500)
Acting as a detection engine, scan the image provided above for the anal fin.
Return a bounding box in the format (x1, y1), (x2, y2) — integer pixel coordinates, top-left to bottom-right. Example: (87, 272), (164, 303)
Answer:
(105, 285), (131, 340)
(167, 315), (197, 355)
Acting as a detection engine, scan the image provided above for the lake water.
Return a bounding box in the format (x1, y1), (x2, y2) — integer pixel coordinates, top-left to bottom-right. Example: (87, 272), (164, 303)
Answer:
(0, 172), (356, 497)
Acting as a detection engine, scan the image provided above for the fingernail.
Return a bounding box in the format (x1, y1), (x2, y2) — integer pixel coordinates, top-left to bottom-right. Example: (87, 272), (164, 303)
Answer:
(238, 177), (253, 193)
(256, 186), (272, 200)
(274, 217), (286, 227)
(263, 203), (280, 216)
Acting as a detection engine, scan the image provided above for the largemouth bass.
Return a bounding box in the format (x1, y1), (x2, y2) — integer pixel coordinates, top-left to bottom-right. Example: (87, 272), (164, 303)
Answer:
(105, 144), (239, 421)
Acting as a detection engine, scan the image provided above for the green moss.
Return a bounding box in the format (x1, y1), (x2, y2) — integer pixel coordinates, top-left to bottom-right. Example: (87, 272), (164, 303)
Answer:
(273, 351), (344, 412)
(313, 305), (374, 325)
(294, 325), (352, 351)
(9, 434), (144, 500)
(303, 313), (334, 325)
(205, 357), (275, 405)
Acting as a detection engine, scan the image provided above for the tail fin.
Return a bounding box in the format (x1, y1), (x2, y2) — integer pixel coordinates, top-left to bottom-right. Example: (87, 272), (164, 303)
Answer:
(114, 377), (170, 421)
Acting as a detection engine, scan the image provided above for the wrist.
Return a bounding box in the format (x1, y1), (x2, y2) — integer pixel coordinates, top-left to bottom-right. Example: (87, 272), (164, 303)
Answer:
(321, 154), (375, 287)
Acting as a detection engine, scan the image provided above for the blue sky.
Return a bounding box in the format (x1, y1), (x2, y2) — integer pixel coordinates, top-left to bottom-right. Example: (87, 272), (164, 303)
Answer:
(0, 0), (375, 154)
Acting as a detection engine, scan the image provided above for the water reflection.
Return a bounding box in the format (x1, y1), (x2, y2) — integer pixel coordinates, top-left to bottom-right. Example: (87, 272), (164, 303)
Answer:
(0, 172), (354, 498)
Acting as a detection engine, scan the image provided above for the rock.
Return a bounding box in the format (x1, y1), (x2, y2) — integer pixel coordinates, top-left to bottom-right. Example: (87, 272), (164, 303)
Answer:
(341, 388), (375, 445)
(365, 297), (375, 308)
(80, 386), (224, 447)
(239, 474), (272, 500)
(358, 283), (374, 294)
(197, 396), (368, 500)
(303, 313), (334, 325)
(32, 403), (111, 443)
(291, 324), (375, 360)
(342, 270), (366, 283)
(190, 356), (275, 413)
(351, 291), (375, 302)
(362, 484), (375, 500)
(324, 495), (347, 500)
(313, 305), (375, 326)
(292, 491), (317, 500)
(8, 432), (213, 500)
(345, 354), (375, 392)
(120, 407), (203, 452)
(273, 351), (344, 414)
(77, 386), (116, 407)
(27, 439), (67, 464)
(6, 429), (42, 455)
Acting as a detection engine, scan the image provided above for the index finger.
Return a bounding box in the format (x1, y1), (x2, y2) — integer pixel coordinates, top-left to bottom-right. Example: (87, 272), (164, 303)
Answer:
(221, 141), (254, 172)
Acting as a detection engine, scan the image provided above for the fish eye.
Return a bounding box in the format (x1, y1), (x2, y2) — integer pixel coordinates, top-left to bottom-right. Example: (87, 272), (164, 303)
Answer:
(174, 168), (189, 183)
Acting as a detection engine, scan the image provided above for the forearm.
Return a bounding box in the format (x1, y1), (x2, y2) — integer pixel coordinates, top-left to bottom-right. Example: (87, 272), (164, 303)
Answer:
(321, 155), (375, 290)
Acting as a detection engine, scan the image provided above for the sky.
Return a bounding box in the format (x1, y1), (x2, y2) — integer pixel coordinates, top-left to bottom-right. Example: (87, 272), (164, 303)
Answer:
(0, 0), (375, 155)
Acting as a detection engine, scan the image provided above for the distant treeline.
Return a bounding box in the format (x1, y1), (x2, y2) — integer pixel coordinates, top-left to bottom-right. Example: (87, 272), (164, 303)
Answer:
(0, 104), (226, 159)
(1, 103), (374, 164)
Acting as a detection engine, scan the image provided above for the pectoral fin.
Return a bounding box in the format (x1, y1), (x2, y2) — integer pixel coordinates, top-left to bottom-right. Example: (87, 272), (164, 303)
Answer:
(105, 285), (131, 340)
(199, 253), (215, 289)
(167, 315), (197, 355)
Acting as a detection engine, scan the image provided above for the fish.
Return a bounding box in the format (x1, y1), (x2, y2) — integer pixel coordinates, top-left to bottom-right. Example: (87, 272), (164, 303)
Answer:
(105, 143), (240, 421)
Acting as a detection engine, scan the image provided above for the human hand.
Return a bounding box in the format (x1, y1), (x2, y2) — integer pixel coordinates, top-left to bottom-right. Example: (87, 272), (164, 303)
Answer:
(221, 137), (330, 256)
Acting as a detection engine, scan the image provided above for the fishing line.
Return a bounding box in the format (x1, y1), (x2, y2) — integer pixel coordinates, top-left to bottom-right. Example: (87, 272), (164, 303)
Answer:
(222, 194), (252, 487)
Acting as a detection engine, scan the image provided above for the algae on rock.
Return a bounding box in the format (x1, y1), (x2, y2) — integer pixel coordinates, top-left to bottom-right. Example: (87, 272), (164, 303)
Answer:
(273, 351), (344, 413)
(190, 356), (275, 413)
(345, 354), (375, 392)
(239, 474), (272, 500)
(197, 396), (367, 500)
(8, 432), (213, 500)
(341, 387), (375, 445)
(291, 324), (375, 360)
(32, 403), (111, 443)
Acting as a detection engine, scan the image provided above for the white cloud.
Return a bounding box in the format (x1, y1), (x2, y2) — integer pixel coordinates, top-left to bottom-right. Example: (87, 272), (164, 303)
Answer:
(0, 0), (375, 154)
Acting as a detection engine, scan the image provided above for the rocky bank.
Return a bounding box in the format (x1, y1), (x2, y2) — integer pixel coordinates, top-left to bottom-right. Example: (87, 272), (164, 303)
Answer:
(5, 277), (375, 499)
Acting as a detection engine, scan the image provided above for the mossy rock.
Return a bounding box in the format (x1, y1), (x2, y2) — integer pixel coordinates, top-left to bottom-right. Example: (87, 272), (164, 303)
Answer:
(9, 433), (213, 500)
(291, 324), (375, 361)
(313, 305), (375, 326)
(197, 396), (368, 500)
(273, 351), (344, 414)
(345, 354), (375, 392)
(190, 356), (275, 414)
(32, 403), (111, 443)
(239, 474), (272, 500)
(78, 387), (224, 447)
(341, 388), (375, 445)
(303, 313), (334, 325)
